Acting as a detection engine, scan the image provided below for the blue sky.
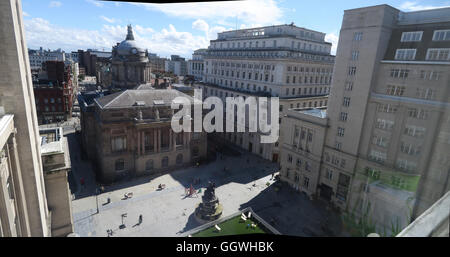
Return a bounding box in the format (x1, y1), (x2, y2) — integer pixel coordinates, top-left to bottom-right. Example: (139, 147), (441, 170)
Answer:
(22, 0), (450, 58)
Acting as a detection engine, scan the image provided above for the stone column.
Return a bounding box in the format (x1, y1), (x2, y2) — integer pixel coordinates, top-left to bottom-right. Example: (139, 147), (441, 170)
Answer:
(153, 128), (157, 153)
(157, 128), (161, 152)
(169, 128), (173, 150)
(141, 131), (145, 154)
(137, 129), (141, 156)
(8, 134), (32, 236)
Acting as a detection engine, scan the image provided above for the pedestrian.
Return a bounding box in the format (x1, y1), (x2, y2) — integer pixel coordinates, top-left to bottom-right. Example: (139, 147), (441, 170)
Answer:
(138, 214), (143, 225)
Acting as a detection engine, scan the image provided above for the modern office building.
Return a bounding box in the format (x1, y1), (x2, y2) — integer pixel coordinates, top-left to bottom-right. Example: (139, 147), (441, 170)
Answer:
(165, 55), (188, 76)
(196, 23), (335, 162)
(279, 4), (450, 235)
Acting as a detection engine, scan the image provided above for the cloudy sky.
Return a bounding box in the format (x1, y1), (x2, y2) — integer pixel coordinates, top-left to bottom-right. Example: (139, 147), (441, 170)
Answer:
(22, 0), (450, 58)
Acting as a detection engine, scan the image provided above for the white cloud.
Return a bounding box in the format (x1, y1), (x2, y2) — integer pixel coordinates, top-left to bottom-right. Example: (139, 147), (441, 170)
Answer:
(23, 11), (29, 17)
(398, 1), (450, 11)
(86, 0), (104, 8)
(325, 32), (339, 55)
(24, 17), (208, 58)
(130, 0), (283, 27)
(49, 1), (62, 8)
(192, 19), (209, 33)
(100, 16), (116, 23)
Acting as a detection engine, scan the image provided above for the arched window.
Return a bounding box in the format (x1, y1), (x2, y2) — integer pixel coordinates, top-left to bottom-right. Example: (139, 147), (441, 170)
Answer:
(192, 146), (199, 157)
(176, 154), (183, 165)
(115, 159), (125, 171)
(145, 159), (153, 171)
(162, 156), (169, 167)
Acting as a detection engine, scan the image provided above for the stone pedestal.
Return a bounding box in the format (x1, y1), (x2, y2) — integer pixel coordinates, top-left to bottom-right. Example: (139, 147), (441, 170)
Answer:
(194, 184), (223, 224)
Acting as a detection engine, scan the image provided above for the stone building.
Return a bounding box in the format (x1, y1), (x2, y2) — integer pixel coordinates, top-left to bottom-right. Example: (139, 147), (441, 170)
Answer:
(33, 61), (74, 124)
(188, 48), (207, 81)
(80, 89), (207, 183)
(278, 4), (450, 235)
(0, 0), (52, 236)
(196, 24), (334, 162)
(111, 25), (152, 89)
(39, 127), (74, 236)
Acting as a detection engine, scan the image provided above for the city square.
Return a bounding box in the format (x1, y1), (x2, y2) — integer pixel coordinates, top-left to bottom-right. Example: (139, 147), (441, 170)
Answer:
(69, 135), (343, 237)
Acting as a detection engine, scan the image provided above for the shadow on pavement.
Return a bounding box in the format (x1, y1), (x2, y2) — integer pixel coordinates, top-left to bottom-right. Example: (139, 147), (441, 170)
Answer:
(177, 212), (201, 235)
(239, 181), (344, 237)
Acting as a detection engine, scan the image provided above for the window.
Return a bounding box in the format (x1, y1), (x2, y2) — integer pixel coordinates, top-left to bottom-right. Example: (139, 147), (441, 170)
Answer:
(432, 29), (450, 41)
(377, 104), (397, 113)
(390, 69), (409, 79)
(325, 169), (333, 180)
(369, 150), (387, 164)
(115, 159), (125, 171)
(287, 154), (293, 163)
(111, 136), (126, 152)
(162, 156), (169, 167)
(396, 159), (417, 172)
(420, 70), (441, 80)
(395, 49), (416, 60)
(415, 87), (434, 100)
(372, 135), (388, 148)
(404, 125), (426, 138)
(386, 85), (405, 96)
(343, 97), (350, 107)
(296, 158), (302, 167)
(400, 142), (421, 156)
(337, 127), (345, 137)
(353, 32), (363, 41)
(426, 48), (450, 61)
(408, 108), (428, 120)
(192, 146), (199, 157)
(176, 154), (183, 164)
(376, 119), (394, 131)
(340, 112), (348, 121)
(345, 81), (353, 91)
(348, 66), (356, 76)
(145, 160), (154, 171)
(401, 31), (423, 42)
(351, 51), (359, 60)
(303, 177), (310, 188)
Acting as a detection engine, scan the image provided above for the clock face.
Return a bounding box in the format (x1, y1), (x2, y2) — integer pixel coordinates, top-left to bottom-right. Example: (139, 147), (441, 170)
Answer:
(131, 48), (138, 54)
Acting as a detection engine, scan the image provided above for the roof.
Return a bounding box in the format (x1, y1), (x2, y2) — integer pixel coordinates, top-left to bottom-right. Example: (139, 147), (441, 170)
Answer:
(95, 89), (193, 109)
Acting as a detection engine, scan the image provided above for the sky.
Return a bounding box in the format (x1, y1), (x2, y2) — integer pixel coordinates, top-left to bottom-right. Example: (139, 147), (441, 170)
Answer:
(21, 0), (450, 59)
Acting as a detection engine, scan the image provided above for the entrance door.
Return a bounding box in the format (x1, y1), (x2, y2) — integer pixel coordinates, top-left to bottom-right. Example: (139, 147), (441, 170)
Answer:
(320, 184), (333, 201)
(272, 153), (278, 163)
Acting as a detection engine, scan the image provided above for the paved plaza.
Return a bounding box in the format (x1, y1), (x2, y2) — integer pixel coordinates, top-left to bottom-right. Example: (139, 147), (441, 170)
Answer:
(68, 134), (344, 237)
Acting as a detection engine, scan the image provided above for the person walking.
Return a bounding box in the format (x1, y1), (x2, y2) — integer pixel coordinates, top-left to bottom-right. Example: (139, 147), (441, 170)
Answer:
(138, 214), (143, 225)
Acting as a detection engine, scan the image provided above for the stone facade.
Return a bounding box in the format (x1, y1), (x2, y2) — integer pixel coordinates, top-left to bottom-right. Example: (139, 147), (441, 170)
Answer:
(278, 4), (450, 235)
(111, 25), (152, 89)
(81, 89), (207, 183)
(0, 0), (52, 236)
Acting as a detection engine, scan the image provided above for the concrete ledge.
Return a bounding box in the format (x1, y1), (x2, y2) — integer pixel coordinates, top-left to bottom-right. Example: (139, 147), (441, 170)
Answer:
(397, 191), (450, 237)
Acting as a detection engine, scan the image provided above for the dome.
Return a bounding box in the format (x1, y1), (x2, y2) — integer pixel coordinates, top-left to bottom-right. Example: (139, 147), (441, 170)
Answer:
(115, 25), (146, 56)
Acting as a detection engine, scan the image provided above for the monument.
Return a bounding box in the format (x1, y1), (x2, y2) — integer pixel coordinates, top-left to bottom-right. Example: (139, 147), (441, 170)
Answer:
(194, 182), (223, 224)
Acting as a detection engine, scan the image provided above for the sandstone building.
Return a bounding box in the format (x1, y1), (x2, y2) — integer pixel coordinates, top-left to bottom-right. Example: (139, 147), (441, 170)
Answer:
(80, 89), (207, 183)
(279, 4), (450, 235)
(196, 24), (334, 162)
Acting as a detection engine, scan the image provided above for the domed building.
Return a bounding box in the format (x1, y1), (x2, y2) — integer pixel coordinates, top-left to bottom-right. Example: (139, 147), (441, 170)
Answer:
(111, 25), (152, 89)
